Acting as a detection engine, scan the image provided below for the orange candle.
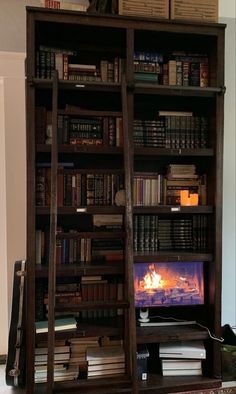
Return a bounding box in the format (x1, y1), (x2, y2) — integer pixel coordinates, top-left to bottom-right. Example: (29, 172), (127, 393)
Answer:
(180, 190), (191, 206)
(190, 193), (199, 206)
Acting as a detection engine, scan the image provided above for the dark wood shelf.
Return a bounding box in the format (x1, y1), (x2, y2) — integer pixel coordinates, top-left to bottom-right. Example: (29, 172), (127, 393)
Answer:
(31, 78), (121, 92)
(133, 205), (213, 214)
(55, 300), (129, 312)
(36, 317), (124, 341)
(133, 83), (222, 97)
(36, 205), (213, 215)
(36, 145), (214, 157)
(133, 251), (213, 262)
(35, 263), (124, 278)
(30, 77), (223, 97)
(56, 231), (125, 239)
(138, 375), (221, 393)
(137, 323), (209, 344)
(134, 147), (214, 157)
(33, 375), (221, 394)
(36, 206), (125, 215)
(58, 109), (123, 117)
(35, 376), (131, 394)
(37, 144), (123, 155)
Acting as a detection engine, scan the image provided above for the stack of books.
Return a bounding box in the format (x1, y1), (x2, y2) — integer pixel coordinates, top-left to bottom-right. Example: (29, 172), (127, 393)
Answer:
(86, 346), (125, 379)
(159, 340), (206, 376)
(34, 345), (79, 383)
(69, 336), (100, 371)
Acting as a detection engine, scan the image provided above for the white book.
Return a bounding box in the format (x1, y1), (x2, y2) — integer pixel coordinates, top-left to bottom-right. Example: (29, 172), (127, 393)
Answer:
(35, 346), (70, 355)
(87, 368), (125, 377)
(162, 359), (202, 370)
(88, 356), (125, 366)
(159, 341), (206, 359)
(86, 346), (124, 362)
(88, 362), (125, 372)
(35, 352), (70, 363)
(163, 368), (202, 376)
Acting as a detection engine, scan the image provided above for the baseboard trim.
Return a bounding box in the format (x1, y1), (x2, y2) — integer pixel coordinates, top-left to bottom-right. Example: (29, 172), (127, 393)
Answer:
(0, 354), (6, 364)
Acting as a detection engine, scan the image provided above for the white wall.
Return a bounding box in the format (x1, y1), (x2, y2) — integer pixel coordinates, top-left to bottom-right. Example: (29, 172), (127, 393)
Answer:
(0, 0), (235, 354)
(0, 78), (8, 355)
(220, 15), (236, 326)
(0, 52), (26, 355)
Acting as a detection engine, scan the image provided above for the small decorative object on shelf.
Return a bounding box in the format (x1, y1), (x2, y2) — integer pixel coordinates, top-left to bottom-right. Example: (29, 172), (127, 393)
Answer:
(180, 190), (199, 206)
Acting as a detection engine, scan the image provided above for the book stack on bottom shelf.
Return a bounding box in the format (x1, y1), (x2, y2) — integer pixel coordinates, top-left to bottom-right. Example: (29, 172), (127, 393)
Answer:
(86, 345), (125, 379)
(68, 336), (100, 379)
(159, 340), (206, 376)
(35, 345), (79, 383)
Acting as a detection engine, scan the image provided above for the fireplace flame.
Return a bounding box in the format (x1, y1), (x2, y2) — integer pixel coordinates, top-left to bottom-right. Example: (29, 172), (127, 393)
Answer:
(134, 262), (204, 306)
(142, 264), (163, 290)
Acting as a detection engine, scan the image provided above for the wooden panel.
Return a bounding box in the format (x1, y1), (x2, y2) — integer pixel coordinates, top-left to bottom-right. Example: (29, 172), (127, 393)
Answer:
(119, 0), (169, 19)
(171, 0), (218, 23)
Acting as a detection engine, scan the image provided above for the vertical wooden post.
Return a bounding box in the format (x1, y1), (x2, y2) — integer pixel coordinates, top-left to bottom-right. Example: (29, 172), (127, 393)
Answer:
(47, 71), (58, 394)
(122, 28), (138, 393)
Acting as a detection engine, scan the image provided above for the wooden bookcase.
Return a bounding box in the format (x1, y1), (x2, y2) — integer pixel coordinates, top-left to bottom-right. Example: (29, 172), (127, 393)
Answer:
(26, 6), (225, 394)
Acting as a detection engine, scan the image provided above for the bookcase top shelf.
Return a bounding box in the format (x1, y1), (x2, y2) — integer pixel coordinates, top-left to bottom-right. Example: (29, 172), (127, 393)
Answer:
(26, 6), (226, 31)
(35, 263), (124, 278)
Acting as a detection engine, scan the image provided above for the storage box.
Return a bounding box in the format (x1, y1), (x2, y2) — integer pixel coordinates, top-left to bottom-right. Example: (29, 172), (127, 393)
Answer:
(170, 0), (218, 23)
(119, 0), (169, 19)
(137, 346), (149, 380)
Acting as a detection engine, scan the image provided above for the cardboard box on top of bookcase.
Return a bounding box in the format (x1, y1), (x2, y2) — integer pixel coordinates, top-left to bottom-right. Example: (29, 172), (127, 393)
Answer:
(170, 0), (218, 23)
(118, 0), (169, 19)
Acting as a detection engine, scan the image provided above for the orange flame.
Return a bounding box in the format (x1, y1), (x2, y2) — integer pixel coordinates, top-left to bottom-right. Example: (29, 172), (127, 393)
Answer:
(141, 264), (163, 290)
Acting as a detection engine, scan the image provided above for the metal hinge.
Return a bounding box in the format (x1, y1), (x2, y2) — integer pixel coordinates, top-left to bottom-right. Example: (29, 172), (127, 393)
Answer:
(16, 270), (26, 277)
(8, 368), (20, 377)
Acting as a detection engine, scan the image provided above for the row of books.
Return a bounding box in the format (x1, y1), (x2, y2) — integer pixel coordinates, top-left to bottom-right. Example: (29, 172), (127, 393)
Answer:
(134, 51), (209, 87)
(36, 107), (209, 149)
(35, 167), (206, 207)
(60, 115), (123, 146)
(36, 107), (124, 147)
(35, 45), (209, 87)
(134, 115), (208, 149)
(36, 229), (124, 265)
(133, 215), (208, 252)
(36, 46), (122, 82)
(134, 173), (206, 206)
(41, 275), (123, 306)
(36, 168), (124, 207)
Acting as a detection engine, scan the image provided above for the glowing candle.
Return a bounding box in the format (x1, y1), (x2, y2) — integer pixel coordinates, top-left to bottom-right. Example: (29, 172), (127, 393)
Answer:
(190, 193), (199, 206)
(180, 190), (191, 206)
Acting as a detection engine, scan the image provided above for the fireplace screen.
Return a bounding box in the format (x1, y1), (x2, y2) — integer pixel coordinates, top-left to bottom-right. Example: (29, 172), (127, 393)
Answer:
(134, 262), (204, 307)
